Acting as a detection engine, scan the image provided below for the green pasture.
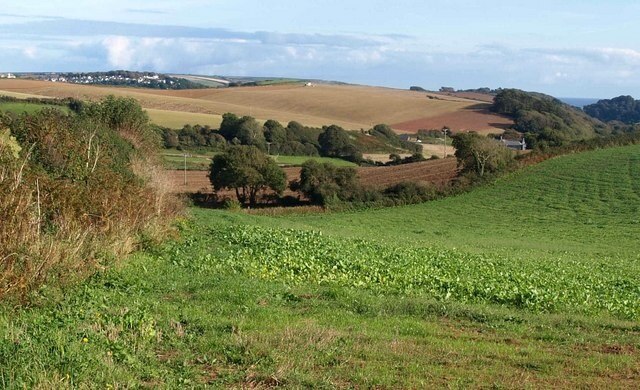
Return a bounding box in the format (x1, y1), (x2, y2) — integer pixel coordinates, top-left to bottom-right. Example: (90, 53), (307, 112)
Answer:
(0, 101), (71, 115)
(162, 150), (356, 170)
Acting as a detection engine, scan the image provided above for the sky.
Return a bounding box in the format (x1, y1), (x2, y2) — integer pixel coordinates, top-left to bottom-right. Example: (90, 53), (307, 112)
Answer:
(1, 0), (639, 98)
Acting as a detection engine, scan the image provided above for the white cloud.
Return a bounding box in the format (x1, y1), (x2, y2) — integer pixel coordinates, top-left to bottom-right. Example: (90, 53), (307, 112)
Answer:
(22, 46), (37, 59)
(103, 36), (134, 68)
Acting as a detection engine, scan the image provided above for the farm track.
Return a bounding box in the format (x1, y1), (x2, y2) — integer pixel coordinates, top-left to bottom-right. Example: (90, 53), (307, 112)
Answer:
(168, 158), (458, 195)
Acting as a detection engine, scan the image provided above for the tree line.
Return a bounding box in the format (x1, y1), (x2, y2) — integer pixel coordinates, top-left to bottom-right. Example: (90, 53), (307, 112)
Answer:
(584, 95), (640, 124)
(160, 115), (422, 164)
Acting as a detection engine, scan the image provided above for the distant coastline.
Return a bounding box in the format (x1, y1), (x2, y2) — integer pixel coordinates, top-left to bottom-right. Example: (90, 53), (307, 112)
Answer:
(559, 97), (601, 108)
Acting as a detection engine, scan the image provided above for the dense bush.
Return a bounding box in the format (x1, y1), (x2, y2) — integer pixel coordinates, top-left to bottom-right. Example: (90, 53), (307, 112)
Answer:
(370, 124), (422, 154)
(290, 160), (359, 205)
(0, 98), (181, 300)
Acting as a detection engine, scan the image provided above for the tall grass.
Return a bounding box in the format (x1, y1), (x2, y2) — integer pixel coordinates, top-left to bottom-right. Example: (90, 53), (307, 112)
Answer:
(0, 99), (182, 300)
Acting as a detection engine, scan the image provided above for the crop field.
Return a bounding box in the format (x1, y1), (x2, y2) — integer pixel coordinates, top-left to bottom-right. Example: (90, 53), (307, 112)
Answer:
(358, 157), (458, 188)
(146, 108), (224, 129)
(391, 105), (513, 135)
(3, 145), (639, 388)
(0, 79), (512, 132)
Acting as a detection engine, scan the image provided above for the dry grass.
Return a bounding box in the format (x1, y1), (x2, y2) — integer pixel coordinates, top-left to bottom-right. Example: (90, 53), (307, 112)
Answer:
(0, 80), (512, 132)
(145, 108), (224, 129)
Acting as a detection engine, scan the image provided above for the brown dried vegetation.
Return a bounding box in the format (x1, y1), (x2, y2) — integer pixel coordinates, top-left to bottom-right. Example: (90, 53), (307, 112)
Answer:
(0, 98), (182, 300)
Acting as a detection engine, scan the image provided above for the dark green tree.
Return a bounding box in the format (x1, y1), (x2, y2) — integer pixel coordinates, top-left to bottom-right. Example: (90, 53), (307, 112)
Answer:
(290, 160), (359, 205)
(209, 145), (285, 206)
(318, 125), (362, 162)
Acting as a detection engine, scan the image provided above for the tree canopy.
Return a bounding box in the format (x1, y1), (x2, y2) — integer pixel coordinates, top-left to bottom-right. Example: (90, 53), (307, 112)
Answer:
(584, 96), (640, 124)
(492, 89), (607, 148)
(209, 145), (286, 206)
(318, 125), (362, 162)
(290, 160), (359, 205)
(452, 132), (513, 177)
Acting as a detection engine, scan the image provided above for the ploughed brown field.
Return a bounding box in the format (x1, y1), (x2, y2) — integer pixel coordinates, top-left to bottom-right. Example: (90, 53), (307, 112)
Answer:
(0, 79), (512, 133)
(167, 158), (458, 199)
(391, 105), (513, 135)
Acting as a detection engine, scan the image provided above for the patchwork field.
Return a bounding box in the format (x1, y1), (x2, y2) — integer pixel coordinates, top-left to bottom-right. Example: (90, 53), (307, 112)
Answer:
(0, 79), (512, 133)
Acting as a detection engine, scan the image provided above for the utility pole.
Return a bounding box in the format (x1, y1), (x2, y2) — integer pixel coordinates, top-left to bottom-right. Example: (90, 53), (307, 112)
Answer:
(442, 127), (450, 158)
(183, 153), (187, 186)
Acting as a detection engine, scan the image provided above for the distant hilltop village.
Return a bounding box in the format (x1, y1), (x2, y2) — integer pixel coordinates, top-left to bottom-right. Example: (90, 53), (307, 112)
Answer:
(16, 71), (207, 90)
(48, 72), (163, 85)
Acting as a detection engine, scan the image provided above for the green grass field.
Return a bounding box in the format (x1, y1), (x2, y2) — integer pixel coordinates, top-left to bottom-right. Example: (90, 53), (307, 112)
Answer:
(2, 145), (639, 387)
(0, 101), (71, 115)
(270, 155), (357, 167)
(162, 150), (357, 170)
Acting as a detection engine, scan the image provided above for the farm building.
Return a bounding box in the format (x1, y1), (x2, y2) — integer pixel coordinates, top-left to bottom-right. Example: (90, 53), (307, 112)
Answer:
(399, 134), (421, 143)
(500, 136), (526, 151)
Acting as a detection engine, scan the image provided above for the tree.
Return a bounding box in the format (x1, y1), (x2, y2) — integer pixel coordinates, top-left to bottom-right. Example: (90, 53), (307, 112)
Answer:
(290, 160), (359, 205)
(219, 113), (240, 140)
(452, 133), (513, 177)
(318, 125), (351, 156)
(209, 145), (285, 206)
(235, 116), (267, 150)
(318, 125), (362, 162)
(218, 113), (267, 150)
(263, 119), (287, 145)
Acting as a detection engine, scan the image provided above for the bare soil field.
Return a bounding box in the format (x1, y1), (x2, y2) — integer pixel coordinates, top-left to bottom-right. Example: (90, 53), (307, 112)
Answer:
(168, 167), (302, 196)
(391, 105), (513, 135)
(358, 158), (458, 189)
(168, 158), (458, 196)
(436, 92), (496, 102)
(0, 79), (512, 133)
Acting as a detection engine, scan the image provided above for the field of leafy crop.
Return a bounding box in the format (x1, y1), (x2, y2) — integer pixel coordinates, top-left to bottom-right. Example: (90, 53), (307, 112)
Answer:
(167, 221), (639, 319)
(184, 144), (640, 320)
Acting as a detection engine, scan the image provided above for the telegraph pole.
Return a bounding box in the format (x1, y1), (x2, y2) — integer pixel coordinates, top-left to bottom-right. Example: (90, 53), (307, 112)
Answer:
(442, 127), (450, 158)
(183, 153), (187, 186)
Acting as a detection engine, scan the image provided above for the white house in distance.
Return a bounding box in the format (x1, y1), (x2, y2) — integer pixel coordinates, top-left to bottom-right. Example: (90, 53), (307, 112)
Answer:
(500, 136), (526, 151)
(0, 73), (16, 79)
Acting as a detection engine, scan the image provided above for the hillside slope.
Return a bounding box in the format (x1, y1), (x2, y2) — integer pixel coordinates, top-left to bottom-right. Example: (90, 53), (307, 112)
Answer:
(278, 144), (640, 257)
(0, 79), (512, 132)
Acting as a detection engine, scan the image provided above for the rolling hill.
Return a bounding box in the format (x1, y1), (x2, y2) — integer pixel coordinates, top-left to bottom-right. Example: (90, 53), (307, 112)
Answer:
(0, 79), (512, 133)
